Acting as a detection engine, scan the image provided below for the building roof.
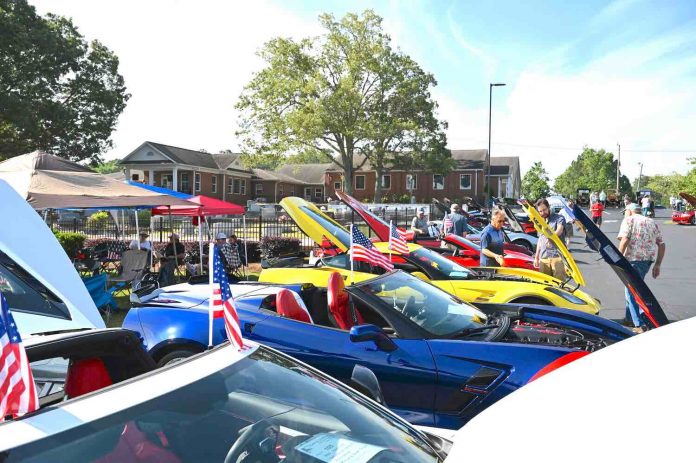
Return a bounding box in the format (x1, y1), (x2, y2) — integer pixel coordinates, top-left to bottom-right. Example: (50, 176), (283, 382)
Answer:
(275, 163), (332, 184)
(144, 142), (220, 169)
(450, 149), (487, 169)
(252, 168), (309, 184)
(212, 152), (241, 170)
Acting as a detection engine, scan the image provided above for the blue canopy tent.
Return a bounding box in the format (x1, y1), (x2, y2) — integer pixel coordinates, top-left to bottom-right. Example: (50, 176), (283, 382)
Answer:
(125, 181), (194, 200)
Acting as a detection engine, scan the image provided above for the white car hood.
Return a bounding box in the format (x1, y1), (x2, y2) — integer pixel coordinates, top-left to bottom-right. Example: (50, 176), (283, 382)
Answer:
(447, 318), (696, 461)
(0, 180), (104, 334)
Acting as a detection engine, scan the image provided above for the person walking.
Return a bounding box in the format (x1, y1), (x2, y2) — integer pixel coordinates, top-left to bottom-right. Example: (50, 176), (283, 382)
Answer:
(599, 190), (607, 207)
(618, 203), (666, 333)
(641, 194), (651, 217)
(534, 198), (567, 280)
(590, 191), (598, 205)
(448, 204), (469, 237)
(623, 193), (632, 207)
(480, 209), (506, 267)
(590, 200), (605, 228)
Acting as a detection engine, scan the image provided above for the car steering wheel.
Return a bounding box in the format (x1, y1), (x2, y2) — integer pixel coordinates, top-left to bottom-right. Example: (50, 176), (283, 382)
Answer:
(401, 296), (419, 319)
(224, 419), (279, 463)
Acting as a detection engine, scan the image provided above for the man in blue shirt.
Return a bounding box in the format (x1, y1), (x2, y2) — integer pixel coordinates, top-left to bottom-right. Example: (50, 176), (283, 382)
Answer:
(480, 209), (506, 266)
(448, 204), (469, 237)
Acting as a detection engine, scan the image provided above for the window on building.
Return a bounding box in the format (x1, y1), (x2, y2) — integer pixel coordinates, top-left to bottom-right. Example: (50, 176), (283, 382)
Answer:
(459, 174), (472, 190)
(161, 174), (173, 189)
(406, 174), (417, 190)
(194, 172), (201, 192)
(355, 175), (366, 190)
(131, 173), (139, 181)
(240, 179), (246, 195)
(315, 187), (322, 198)
(334, 181), (342, 191)
(211, 175), (218, 193)
(290, 187), (295, 195)
(433, 174), (445, 190)
(233, 178), (245, 195)
(279, 184), (284, 196)
(381, 175), (391, 189)
(181, 173), (190, 192)
(255, 183), (263, 196)
(227, 178), (233, 194)
(304, 187), (312, 199)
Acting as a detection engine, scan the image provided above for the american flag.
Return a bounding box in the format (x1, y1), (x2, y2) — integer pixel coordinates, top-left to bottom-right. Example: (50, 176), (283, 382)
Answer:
(350, 225), (394, 271)
(0, 293), (38, 421)
(443, 214), (453, 233)
(210, 245), (244, 350)
(388, 221), (409, 254)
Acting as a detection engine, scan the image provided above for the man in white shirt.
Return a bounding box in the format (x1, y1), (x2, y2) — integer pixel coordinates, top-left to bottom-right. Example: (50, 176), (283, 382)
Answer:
(641, 195), (651, 216)
(129, 231), (152, 251)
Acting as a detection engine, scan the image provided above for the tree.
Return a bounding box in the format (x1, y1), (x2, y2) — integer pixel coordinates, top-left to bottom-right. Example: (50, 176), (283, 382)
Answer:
(286, 150), (329, 164)
(554, 146), (632, 198)
(93, 158), (122, 174)
(521, 161), (550, 201)
(0, 0), (130, 162)
(235, 10), (450, 195)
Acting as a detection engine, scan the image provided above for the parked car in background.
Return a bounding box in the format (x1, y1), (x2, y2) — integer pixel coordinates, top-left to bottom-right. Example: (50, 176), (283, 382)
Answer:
(673, 192), (696, 225)
(576, 188), (590, 206)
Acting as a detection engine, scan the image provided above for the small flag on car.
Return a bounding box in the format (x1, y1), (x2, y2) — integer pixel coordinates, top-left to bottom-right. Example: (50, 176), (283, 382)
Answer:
(388, 221), (409, 254)
(0, 292), (38, 421)
(209, 244), (244, 350)
(350, 225), (394, 272)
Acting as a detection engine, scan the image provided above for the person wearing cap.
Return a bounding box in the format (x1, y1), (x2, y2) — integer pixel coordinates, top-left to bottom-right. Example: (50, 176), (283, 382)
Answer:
(411, 208), (429, 237)
(158, 233), (185, 286)
(214, 232), (241, 271)
(617, 203), (666, 333)
(448, 204), (469, 237)
(129, 231), (152, 251)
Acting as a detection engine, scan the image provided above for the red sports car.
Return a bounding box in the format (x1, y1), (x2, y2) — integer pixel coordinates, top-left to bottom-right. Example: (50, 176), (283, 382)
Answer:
(673, 192), (695, 225)
(437, 234), (536, 269)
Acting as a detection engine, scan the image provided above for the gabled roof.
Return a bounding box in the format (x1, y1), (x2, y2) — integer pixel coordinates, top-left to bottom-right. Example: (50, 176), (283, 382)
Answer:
(450, 149), (487, 169)
(212, 152), (241, 170)
(146, 142), (220, 169)
(275, 163), (332, 184)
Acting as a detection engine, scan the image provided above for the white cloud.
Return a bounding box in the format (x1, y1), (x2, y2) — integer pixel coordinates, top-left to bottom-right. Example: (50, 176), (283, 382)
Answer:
(29, 0), (321, 159)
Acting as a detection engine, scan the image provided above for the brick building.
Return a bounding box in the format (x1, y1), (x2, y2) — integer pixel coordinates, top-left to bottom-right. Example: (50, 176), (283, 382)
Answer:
(120, 142), (520, 205)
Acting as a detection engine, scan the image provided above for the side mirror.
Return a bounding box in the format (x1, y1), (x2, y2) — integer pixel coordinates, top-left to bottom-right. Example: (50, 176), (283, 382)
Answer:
(410, 271), (429, 281)
(349, 324), (398, 352)
(350, 365), (385, 405)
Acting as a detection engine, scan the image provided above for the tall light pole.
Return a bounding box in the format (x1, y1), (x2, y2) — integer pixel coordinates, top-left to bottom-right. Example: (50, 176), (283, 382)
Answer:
(487, 82), (506, 205)
(616, 143), (621, 192)
(636, 162), (644, 193)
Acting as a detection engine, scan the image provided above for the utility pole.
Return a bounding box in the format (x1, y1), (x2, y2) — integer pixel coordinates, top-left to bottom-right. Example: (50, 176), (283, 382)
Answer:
(636, 162), (644, 192)
(487, 83), (506, 206)
(616, 143), (621, 192)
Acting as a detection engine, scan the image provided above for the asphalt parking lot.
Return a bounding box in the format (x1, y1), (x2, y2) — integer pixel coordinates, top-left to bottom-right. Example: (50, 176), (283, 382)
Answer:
(571, 207), (695, 323)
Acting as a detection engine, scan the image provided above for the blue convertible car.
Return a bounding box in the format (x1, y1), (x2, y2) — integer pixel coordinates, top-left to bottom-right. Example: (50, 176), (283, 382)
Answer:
(123, 270), (633, 430)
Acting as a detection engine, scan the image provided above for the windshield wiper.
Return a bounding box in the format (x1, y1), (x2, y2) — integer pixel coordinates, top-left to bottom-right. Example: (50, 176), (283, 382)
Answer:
(450, 324), (499, 338)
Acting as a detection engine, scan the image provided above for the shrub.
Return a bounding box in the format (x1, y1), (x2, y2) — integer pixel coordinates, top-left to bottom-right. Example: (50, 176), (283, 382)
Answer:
(397, 194), (411, 204)
(53, 231), (86, 258)
(258, 236), (301, 259)
(86, 211), (111, 227)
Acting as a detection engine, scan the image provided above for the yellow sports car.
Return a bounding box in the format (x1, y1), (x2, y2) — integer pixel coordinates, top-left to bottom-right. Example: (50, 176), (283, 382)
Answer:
(259, 197), (601, 315)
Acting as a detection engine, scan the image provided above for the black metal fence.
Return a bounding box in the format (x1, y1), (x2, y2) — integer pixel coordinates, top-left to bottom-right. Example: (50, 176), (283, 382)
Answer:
(48, 204), (440, 249)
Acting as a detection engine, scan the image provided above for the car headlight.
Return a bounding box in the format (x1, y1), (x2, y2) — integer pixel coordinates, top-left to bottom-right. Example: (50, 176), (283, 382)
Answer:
(544, 287), (587, 305)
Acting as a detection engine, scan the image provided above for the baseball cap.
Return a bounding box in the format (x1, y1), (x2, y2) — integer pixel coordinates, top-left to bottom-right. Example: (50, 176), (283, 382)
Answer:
(215, 232), (227, 240)
(623, 203), (641, 212)
(169, 233), (179, 239)
(418, 207), (426, 213)
(139, 231), (149, 236)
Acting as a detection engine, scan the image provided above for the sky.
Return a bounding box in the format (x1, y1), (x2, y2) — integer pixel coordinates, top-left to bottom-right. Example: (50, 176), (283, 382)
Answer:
(30, 0), (696, 182)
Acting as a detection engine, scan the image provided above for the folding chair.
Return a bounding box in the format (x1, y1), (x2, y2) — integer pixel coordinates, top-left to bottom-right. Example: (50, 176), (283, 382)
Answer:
(82, 274), (118, 324)
(108, 249), (150, 297)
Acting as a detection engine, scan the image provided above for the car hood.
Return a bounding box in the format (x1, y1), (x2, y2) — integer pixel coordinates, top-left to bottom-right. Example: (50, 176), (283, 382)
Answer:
(572, 204), (668, 328)
(0, 180), (104, 335)
(494, 202), (525, 233)
(446, 317), (694, 462)
(280, 197), (351, 251)
(335, 190), (405, 241)
(519, 200), (585, 286)
(679, 191), (696, 207)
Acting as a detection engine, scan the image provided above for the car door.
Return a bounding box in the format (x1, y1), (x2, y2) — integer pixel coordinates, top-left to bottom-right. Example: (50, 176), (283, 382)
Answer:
(246, 313), (439, 426)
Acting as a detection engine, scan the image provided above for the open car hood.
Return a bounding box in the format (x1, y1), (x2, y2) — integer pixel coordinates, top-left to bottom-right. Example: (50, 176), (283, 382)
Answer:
(0, 180), (104, 335)
(279, 197), (351, 251)
(519, 200), (585, 286)
(572, 204), (668, 328)
(335, 190), (397, 242)
(679, 192), (696, 207)
(494, 202), (524, 233)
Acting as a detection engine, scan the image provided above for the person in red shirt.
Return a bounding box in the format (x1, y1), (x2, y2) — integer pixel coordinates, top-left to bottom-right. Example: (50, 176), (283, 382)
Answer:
(591, 201), (605, 227)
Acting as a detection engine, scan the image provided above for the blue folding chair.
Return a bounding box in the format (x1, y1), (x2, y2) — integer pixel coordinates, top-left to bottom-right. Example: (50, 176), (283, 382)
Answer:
(82, 274), (117, 323)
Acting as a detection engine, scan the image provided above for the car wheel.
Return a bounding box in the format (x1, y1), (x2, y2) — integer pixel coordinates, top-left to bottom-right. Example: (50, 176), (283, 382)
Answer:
(157, 348), (201, 367)
(512, 239), (533, 252)
(512, 297), (551, 306)
(691, 215), (695, 225)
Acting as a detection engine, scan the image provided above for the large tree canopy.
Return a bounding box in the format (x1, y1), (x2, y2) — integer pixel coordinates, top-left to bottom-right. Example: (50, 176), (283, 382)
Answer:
(554, 147), (632, 198)
(0, 0), (129, 162)
(235, 10), (450, 195)
(521, 161), (550, 201)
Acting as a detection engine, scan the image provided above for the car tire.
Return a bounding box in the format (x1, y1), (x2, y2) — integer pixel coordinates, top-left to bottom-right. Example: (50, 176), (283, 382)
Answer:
(512, 239), (533, 252)
(157, 348), (201, 367)
(512, 297), (551, 306)
(691, 216), (695, 225)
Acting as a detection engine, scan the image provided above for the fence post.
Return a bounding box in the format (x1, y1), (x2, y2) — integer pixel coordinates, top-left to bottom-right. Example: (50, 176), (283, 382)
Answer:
(258, 215), (263, 241)
(159, 218), (163, 243)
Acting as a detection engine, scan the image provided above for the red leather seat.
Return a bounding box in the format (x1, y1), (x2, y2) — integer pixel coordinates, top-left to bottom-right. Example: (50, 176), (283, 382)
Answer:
(64, 358), (113, 398)
(276, 289), (313, 324)
(327, 272), (363, 329)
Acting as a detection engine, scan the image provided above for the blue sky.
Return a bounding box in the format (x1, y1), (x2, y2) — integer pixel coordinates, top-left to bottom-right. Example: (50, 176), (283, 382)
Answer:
(30, 0), (696, 180)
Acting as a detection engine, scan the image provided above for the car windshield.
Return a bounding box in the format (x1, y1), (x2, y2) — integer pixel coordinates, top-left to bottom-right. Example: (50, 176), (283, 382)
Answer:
(356, 272), (487, 336)
(408, 248), (475, 280)
(7, 345), (440, 463)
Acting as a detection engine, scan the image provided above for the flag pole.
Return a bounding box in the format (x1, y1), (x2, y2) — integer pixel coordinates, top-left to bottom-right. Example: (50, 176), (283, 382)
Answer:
(388, 220), (393, 264)
(208, 241), (215, 349)
(349, 224), (354, 285)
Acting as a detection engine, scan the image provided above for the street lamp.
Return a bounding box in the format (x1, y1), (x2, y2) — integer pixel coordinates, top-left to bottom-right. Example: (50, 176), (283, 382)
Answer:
(487, 82), (506, 205)
(636, 162), (644, 193)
